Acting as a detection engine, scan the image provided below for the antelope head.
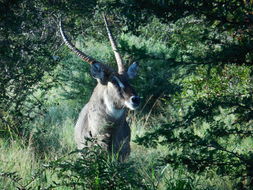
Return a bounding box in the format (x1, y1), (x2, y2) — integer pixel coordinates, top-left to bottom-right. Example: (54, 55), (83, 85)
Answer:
(59, 15), (140, 112)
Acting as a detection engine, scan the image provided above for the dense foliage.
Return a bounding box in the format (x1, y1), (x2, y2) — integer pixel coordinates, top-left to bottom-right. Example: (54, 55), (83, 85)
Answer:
(1, 0), (253, 189)
(1, 145), (148, 189)
(134, 1), (253, 189)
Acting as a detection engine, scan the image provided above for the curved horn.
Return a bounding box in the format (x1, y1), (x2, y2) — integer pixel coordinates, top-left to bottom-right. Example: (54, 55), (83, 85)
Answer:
(59, 21), (96, 65)
(103, 14), (125, 74)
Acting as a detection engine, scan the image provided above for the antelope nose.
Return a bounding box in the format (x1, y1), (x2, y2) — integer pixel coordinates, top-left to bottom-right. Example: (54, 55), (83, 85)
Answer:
(130, 96), (140, 106)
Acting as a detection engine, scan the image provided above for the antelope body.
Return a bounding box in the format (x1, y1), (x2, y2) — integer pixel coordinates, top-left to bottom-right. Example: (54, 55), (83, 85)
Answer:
(60, 16), (140, 160)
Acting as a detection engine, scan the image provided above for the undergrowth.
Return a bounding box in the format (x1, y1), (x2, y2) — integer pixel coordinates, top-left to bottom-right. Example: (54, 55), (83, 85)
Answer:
(0, 108), (234, 189)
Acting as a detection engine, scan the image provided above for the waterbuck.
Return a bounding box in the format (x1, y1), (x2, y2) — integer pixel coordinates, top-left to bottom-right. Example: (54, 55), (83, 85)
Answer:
(59, 15), (140, 160)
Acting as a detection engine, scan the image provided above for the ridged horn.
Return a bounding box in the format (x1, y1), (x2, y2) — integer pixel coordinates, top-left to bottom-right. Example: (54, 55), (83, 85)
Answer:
(103, 14), (125, 74)
(59, 21), (97, 65)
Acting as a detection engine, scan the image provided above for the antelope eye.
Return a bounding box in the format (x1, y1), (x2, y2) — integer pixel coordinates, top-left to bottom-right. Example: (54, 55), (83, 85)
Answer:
(111, 77), (125, 89)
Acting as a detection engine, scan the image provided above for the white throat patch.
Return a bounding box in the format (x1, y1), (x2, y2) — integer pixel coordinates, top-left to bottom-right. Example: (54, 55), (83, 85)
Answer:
(104, 92), (124, 119)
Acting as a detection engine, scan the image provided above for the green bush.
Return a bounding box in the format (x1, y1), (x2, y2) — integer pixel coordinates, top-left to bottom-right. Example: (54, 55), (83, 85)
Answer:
(46, 145), (150, 190)
(0, 143), (150, 190)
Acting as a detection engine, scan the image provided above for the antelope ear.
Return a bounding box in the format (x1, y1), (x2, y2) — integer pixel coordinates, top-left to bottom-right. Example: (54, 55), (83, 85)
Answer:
(127, 62), (139, 79)
(90, 62), (106, 82)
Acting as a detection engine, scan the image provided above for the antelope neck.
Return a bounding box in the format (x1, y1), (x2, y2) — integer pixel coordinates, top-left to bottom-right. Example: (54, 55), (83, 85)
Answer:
(103, 91), (125, 119)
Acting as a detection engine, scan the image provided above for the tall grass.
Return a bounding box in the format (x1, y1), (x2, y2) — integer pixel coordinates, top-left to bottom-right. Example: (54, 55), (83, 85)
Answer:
(0, 139), (38, 189)
(0, 107), (235, 189)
